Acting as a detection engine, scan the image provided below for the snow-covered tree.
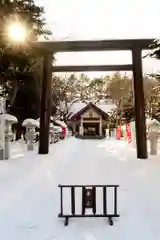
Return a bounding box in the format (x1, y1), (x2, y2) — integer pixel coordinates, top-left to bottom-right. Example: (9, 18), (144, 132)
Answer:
(52, 73), (112, 121)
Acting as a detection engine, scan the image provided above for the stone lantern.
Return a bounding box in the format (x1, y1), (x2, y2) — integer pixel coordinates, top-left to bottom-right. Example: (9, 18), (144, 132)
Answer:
(147, 119), (160, 155)
(22, 118), (39, 151)
(0, 113), (18, 160)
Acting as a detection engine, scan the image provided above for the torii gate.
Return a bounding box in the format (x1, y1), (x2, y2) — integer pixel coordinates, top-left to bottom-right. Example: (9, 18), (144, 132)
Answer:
(37, 38), (154, 159)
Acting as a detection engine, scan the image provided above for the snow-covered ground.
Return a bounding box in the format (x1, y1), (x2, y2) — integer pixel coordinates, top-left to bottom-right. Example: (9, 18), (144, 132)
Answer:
(0, 138), (160, 240)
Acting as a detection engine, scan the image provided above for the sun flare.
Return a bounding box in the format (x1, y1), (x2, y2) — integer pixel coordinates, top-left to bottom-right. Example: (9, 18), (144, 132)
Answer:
(8, 22), (26, 42)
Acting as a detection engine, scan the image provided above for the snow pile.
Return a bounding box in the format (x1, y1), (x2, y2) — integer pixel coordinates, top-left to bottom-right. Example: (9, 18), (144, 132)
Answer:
(0, 114), (17, 122)
(146, 118), (160, 126)
(54, 120), (67, 128)
(53, 125), (62, 132)
(22, 119), (39, 127)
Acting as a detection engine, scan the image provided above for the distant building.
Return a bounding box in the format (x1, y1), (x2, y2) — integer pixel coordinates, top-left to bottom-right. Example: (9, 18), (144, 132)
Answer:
(67, 101), (116, 137)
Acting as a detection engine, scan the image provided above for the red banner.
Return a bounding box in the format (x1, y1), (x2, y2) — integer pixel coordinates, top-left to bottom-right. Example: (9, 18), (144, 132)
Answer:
(126, 123), (132, 143)
(116, 126), (122, 140)
(62, 127), (66, 137)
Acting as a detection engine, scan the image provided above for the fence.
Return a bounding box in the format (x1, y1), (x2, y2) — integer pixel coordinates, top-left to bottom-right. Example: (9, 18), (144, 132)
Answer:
(58, 184), (120, 226)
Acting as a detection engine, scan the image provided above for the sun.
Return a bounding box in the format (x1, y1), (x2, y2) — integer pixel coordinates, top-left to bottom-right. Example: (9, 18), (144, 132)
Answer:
(8, 22), (26, 42)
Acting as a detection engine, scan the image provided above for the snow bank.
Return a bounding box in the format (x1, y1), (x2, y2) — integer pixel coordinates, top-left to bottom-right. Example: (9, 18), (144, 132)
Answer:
(0, 138), (160, 239)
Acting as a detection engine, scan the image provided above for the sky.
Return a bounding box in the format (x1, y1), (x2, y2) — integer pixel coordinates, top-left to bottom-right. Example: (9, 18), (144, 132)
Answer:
(36, 0), (160, 77)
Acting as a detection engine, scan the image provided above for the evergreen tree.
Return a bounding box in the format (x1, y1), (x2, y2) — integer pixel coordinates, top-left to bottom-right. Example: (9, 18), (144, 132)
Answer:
(0, 0), (51, 113)
(148, 39), (160, 59)
(0, 0), (51, 138)
(146, 39), (160, 120)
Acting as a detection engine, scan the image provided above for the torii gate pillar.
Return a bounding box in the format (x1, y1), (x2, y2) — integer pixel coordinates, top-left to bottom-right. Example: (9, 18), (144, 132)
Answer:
(39, 52), (53, 154)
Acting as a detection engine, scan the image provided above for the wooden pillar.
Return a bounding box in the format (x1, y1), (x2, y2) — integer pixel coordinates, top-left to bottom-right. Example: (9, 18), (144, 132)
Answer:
(99, 117), (102, 136)
(132, 47), (148, 159)
(79, 124), (84, 135)
(39, 52), (53, 154)
(73, 123), (76, 134)
(80, 117), (83, 135)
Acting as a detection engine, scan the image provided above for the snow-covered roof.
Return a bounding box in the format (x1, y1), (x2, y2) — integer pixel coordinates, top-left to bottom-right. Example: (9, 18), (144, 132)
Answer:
(68, 101), (116, 119)
(98, 104), (116, 114)
(68, 102), (86, 118)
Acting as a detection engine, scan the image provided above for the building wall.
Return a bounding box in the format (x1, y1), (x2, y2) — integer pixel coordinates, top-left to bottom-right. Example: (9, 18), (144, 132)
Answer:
(81, 107), (100, 118)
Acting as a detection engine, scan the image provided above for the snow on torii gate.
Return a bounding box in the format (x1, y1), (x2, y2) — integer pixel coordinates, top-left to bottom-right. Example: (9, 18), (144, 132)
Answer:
(37, 38), (153, 159)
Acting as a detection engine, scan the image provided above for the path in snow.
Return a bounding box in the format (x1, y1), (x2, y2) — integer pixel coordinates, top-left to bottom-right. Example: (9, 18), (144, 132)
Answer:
(0, 138), (160, 240)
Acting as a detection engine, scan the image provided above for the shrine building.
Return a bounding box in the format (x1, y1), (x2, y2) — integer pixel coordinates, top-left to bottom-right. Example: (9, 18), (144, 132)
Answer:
(67, 101), (115, 138)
